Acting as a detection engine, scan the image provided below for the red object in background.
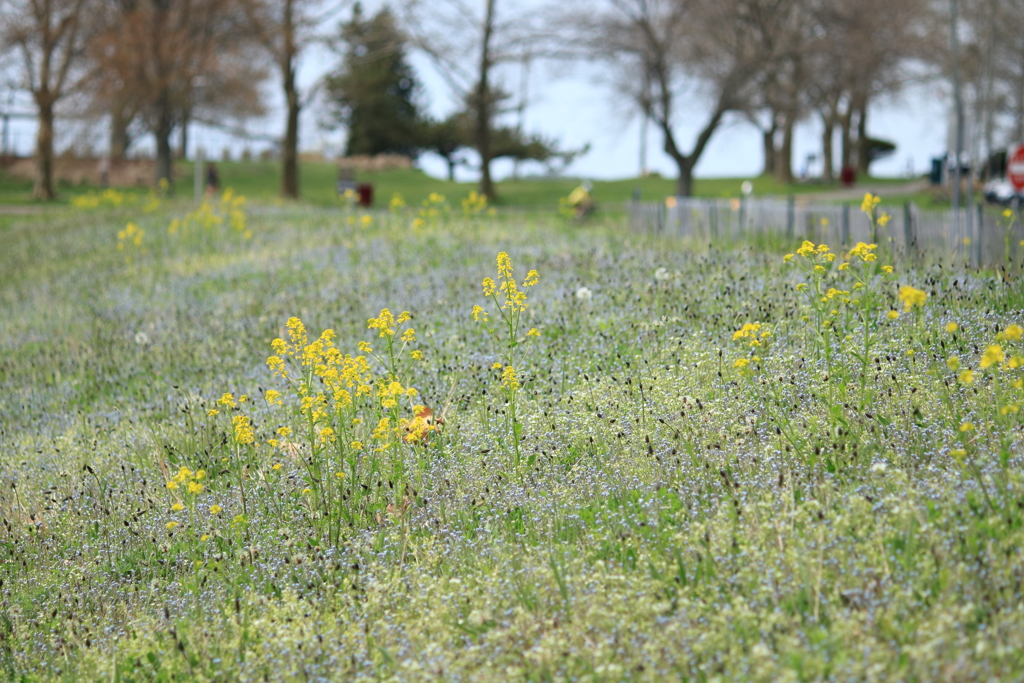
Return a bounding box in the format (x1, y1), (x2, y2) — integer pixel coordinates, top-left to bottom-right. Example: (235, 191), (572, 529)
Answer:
(357, 183), (373, 207)
(1008, 146), (1024, 191)
(840, 166), (856, 187)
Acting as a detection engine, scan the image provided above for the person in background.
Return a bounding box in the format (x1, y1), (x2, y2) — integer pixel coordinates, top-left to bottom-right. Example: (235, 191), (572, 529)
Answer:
(568, 180), (594, 220)
(98, 156), (110, 189)
(205, 162), (220, 197)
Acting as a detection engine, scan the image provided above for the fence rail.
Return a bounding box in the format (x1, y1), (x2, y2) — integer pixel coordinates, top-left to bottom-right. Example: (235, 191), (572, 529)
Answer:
(629, 196), (1024, 267)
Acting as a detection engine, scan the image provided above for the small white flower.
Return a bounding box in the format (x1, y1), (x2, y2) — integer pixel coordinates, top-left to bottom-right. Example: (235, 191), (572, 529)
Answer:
(574, 286), (592, 301)
(654, 267), (671, 281)
(870, 461), (888, 474)
(134, 331), (150, 346)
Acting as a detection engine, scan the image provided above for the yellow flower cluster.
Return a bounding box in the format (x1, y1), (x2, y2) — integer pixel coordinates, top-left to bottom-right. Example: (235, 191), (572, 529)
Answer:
(368, 309), (411, 338)
(73, 188), (129, 209)
(166, 466), (206, 494)
(117, 221), (144, 251)
(897, 286), (927, 311)
(402, 405), (441, 445)
(481, 252), (538, 313)
(732, 322), (770, 346)
(861, 193), (881, 214)
(269, 317), (375, 418)
(789, 241), (835, 264)
(377, 379), (416, 409)
(980, 345), (1005, 369)
(462, 190), (488, 216)
(848, 242), (878, 262)
(232, 415), (255, 445)
(167, 189), (250, 240)
(998, 324), (1023, 342)
(501, 365), (520, 391)
(413, 192), (449, 231)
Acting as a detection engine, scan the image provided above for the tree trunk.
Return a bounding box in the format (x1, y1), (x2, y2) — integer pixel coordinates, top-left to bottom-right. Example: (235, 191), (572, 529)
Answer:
(281, 80), (300, 198)
(762, 122), (776, 176)
(475, 0), (497, 201)
(856, 102), (870, 176)
(660, 106), (724, 198)
(178, 113), (189, 159)
(839, 108), (852, 171)
(675, 160), (694, 197)
(33, 97), (56, 201)
(1016, 58), (1024, 142)
(155, 90), (175, 191)
(820, 111), (834, 182)
(446, 157), (456, 182)
(279, 0), (300, 199)
(110, 108), (131, 159)
(774, 116), (794, 184)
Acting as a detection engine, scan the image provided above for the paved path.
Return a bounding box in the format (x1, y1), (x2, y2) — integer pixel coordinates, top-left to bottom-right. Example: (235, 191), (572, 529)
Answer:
(794, 179), (930, 202)
(0, 205), (49, 215)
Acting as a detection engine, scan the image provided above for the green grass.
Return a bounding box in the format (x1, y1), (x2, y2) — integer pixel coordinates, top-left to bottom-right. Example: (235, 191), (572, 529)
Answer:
(2, 158), (933, 209)
(2, 199), (1024, 680)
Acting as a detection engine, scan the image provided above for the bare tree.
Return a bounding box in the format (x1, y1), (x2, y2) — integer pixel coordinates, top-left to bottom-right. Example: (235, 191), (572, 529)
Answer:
(89, 0), (265, 187)
(944, 0), (1024, 174)
(400, 0), (539, 200)
(243, 0), (342, 199)
(807, 0), (928, 178)
(1, 0), (91, 199)
(577, 0), (766, 197)
(740, 0), (813, 182)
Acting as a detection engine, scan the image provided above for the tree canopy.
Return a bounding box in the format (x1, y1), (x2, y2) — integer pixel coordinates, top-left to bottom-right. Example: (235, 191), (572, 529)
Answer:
(325, 4), (423, 158)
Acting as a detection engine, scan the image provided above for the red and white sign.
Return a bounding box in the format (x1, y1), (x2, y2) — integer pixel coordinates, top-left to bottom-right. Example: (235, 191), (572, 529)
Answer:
(1009, 145), (1024, 190)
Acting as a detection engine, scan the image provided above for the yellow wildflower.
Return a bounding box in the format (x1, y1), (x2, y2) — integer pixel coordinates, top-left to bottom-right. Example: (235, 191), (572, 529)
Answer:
(898, 286), (927, 311)
(861, 193), (880, 214)
(796, 241), (816, 257)
(980, 345), (1005, 369)
(501, 365), (520, 390)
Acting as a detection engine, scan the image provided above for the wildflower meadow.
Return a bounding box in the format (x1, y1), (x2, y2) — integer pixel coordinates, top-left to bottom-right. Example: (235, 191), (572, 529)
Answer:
(2, 194), (1024, 681)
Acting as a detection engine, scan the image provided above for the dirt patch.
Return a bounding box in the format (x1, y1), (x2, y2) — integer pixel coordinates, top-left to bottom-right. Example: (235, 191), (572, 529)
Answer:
(1, 157), (164, 187)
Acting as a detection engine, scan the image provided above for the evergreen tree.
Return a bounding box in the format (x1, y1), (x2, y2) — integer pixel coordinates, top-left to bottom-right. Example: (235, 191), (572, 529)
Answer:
(325, 4), (422, 157)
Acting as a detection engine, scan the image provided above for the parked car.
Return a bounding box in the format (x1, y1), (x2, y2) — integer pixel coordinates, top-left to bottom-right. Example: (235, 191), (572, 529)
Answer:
(983, 177), (1023, 206)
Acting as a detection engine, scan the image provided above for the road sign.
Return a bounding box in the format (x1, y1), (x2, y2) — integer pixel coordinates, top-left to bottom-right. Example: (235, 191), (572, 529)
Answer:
(1008, 145), (1024, 190)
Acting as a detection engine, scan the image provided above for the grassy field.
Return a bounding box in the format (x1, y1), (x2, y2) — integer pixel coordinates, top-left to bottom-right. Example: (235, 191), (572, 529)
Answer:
(1, 159), (930, 208)
(2, 198), (1024, 680)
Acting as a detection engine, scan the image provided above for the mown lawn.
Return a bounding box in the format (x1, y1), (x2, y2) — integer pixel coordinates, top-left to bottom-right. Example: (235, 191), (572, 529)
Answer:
(1, 198), (1023, 680)
(2, 159), (928, 208)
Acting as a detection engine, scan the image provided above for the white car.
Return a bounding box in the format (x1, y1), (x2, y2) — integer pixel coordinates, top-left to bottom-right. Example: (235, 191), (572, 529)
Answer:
(983, 178), (1023, 206)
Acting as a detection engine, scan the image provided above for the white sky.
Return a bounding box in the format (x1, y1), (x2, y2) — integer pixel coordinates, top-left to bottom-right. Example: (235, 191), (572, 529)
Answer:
(1, 8), (953, 184)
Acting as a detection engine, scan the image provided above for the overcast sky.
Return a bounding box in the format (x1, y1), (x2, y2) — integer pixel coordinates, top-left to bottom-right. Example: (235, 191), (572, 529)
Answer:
(1, 5), (954, 184)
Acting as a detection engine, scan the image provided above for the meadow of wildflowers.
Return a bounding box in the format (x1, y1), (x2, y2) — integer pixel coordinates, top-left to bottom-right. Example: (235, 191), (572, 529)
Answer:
(1, 195), (1024, 681)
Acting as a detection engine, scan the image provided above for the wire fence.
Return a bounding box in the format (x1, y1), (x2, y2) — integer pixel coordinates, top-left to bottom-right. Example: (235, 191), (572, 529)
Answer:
(629, 196), (1024, 268)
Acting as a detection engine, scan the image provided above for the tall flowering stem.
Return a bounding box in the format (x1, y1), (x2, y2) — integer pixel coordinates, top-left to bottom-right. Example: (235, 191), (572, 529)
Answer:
(474, 252), (541, 476)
